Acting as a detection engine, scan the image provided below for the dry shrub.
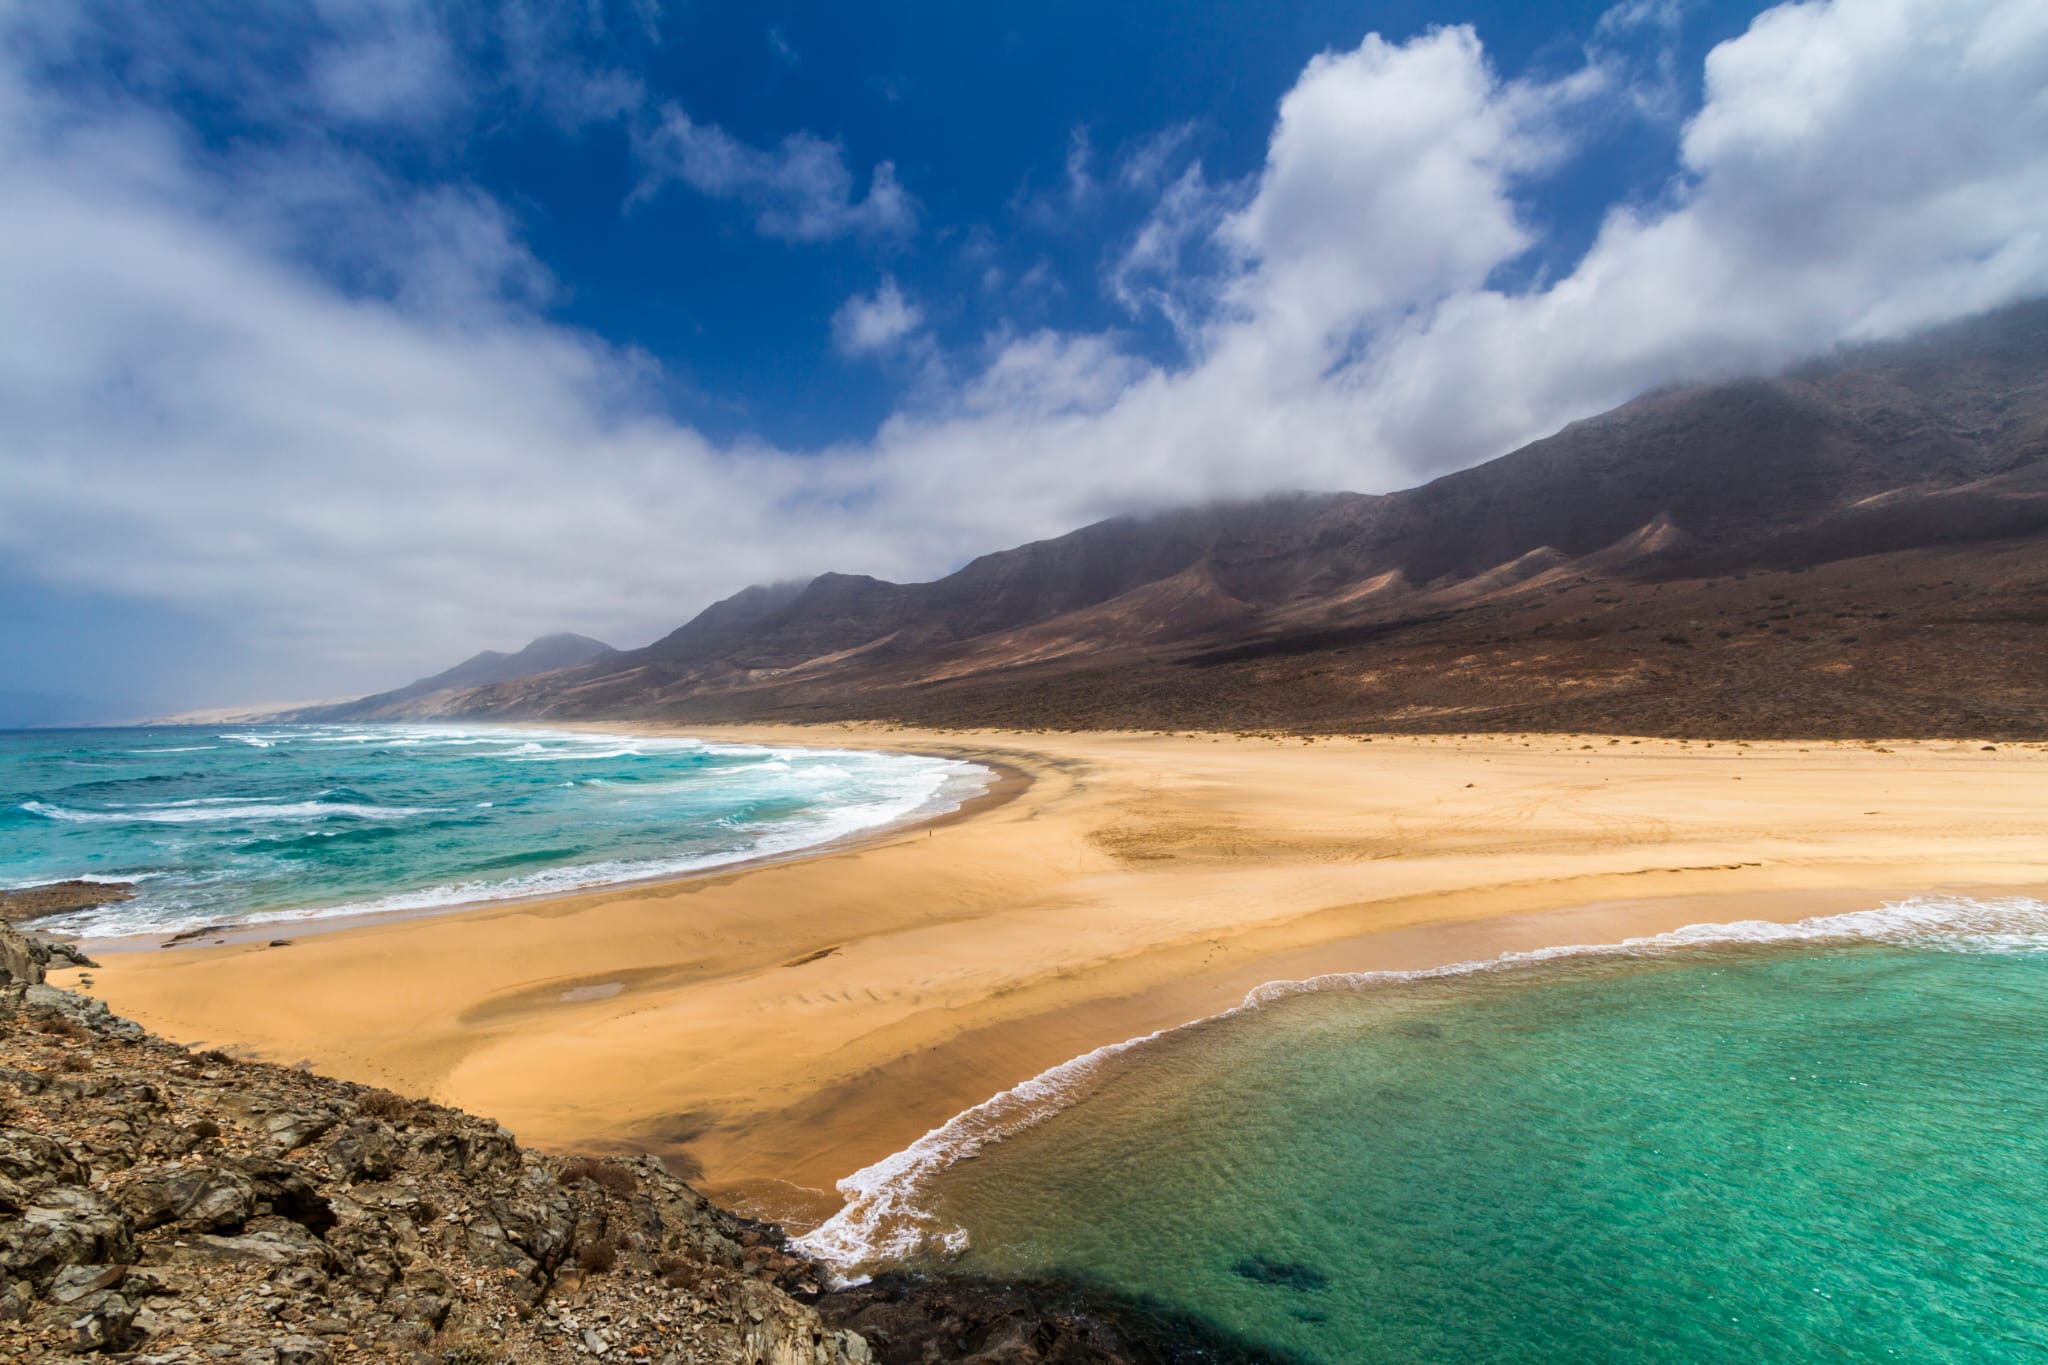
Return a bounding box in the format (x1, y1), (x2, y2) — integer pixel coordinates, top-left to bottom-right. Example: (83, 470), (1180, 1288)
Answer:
(187, 1117), (222, 1140)
(559, 1157), (638, 1197)
(655, 1253), (702, 1291)
(574, 1236), (619, 1275)
(36, 1014), (89, 1041)
(358, 1088), (414, 1120)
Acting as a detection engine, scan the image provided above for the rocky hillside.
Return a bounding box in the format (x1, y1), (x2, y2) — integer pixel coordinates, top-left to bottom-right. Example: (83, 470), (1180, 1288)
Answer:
(0, 928), (869, 1364)
(336, 299), (2048, 738)
(0, 926), (1288, 1365)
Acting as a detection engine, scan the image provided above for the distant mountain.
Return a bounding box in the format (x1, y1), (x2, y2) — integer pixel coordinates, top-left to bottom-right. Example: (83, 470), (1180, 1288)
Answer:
(356, 300), (2048, 738)
(291, 633), (616, 722)
(0, 689), (126, 729)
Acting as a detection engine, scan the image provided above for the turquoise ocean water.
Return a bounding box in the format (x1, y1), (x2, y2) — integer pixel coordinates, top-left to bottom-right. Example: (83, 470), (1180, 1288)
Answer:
(801, 897), (2048, 1362)
(0, 724), (987, 937)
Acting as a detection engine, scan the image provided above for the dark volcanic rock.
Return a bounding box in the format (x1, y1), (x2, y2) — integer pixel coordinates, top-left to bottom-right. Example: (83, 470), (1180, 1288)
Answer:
(0, 918), (874, 1362)
(0, 879), (134, 925)
(818, 1272), (1302, 1364)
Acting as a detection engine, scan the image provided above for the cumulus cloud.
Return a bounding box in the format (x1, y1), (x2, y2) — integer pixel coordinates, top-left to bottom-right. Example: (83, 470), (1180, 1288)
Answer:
(832, 279), (924, 356)
(633, 105), (915, 242)
(2, 0), (2045, 699)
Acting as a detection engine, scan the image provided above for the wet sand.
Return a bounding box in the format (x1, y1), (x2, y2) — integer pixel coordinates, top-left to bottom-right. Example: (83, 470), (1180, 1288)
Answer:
(71, 727), (2048, 1225)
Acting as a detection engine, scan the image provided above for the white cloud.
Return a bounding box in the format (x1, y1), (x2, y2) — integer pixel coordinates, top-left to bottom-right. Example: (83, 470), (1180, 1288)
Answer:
(1116, 121), (1197, 191)
(309, 10), (462, 127)
(832, 279), (923, 356)
(633, 104), (915, 242)
(1, 0), (2045, 699)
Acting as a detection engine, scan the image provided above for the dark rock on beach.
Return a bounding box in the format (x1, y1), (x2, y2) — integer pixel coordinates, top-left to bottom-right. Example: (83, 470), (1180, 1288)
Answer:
(816, 1273), (1304, 1365)
(0, 880), (134, 926)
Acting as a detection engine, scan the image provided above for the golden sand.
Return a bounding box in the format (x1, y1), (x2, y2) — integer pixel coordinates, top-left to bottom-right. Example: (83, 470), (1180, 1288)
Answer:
(72, 728), (2048, 1224)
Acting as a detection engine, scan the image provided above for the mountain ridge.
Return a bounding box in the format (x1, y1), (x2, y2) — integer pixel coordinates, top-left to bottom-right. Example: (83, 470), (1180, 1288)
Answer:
(316, 299), (2048, 738)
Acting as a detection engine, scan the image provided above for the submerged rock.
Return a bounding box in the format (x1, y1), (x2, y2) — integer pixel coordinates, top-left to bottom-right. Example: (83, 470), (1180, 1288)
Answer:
(1229, 1255), (1330, 1293)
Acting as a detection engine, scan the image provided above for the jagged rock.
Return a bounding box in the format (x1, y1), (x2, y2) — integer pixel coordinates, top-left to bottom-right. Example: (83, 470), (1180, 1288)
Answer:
(260, 1107), (340, 1151)
(24, 982), (146, 1039)
(0, 920), (45, 990)
(176, 1223), (335, 1269)
(0, 1125), (89, 1191)
(732, 1279), (875, 1365)
(325, 1117), (401, 1183)
(274, 1335), (335, 1365)
(492, 1165), (577, 1271)
(117, 1164), (258, 1232)
(59, 1286), (137, 1351)
(410, 1123), (519, 1179)
(48, 1262), (127, 1303)
(0, 1062), (47, 1094)
(0, 1187), (136, 1289)
(40, 936), (101, 970)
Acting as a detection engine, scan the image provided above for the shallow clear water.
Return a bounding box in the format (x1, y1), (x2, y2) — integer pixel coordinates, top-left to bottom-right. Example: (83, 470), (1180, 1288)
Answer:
(0, 724), (986, 936)
(808, 898), (2048, 1363)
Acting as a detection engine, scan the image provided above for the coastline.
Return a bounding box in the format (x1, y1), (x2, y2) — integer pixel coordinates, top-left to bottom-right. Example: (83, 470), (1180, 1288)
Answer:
(61, 723), (1022, 953)
(70, 726), (2048, 1234)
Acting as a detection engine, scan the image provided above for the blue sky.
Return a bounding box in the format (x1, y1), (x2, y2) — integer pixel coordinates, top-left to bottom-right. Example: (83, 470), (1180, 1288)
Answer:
(3, 0), (2045, 711)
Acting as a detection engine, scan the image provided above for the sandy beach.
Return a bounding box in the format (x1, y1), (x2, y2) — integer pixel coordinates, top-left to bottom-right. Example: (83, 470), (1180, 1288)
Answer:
(70, 728), (2048, 1225)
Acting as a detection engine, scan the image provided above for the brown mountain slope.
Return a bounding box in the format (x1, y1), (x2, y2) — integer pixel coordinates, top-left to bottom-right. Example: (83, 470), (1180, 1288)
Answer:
(425, 299), (2048, 737)
(293, 633), (616, 722)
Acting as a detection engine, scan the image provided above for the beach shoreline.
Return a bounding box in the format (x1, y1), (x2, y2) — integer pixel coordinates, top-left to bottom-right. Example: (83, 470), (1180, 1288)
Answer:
(63, 726), (1026, 955)
(67, 726), (2048, 1232)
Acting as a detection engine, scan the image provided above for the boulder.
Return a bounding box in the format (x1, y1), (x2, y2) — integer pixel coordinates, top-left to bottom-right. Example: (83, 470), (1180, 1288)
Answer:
(0, 1126), (88, 1192)
(116, 1164), (257, 1232)
(324, 1117), (400, 1183)
(0, 921), (43, 991)
(58, 1287), (137, 1352)
(0, 1188), (136, 1289)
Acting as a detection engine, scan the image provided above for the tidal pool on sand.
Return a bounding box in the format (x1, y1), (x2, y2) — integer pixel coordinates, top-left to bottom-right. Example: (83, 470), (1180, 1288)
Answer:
(864, 900), (2048, 1362)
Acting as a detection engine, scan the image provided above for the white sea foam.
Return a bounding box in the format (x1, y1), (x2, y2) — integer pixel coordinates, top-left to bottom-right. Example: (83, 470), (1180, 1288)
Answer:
(792, 894), (2048, 1278)
(507, 747), (645, 762)
(136, 762), (985, 930)
(51, 732), (992, 938)
(132, 745), (219, 753)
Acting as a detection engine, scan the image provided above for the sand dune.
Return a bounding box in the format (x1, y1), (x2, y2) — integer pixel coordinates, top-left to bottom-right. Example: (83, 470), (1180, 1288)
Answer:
(75, 727), (2048, 1227)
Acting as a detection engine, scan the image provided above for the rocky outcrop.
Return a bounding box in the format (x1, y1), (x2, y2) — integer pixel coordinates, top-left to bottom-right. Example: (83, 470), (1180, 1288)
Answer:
(818, 1274), (1296, 1364)
(0, 947), (871, 1364)
(0, 882), (135, 927)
